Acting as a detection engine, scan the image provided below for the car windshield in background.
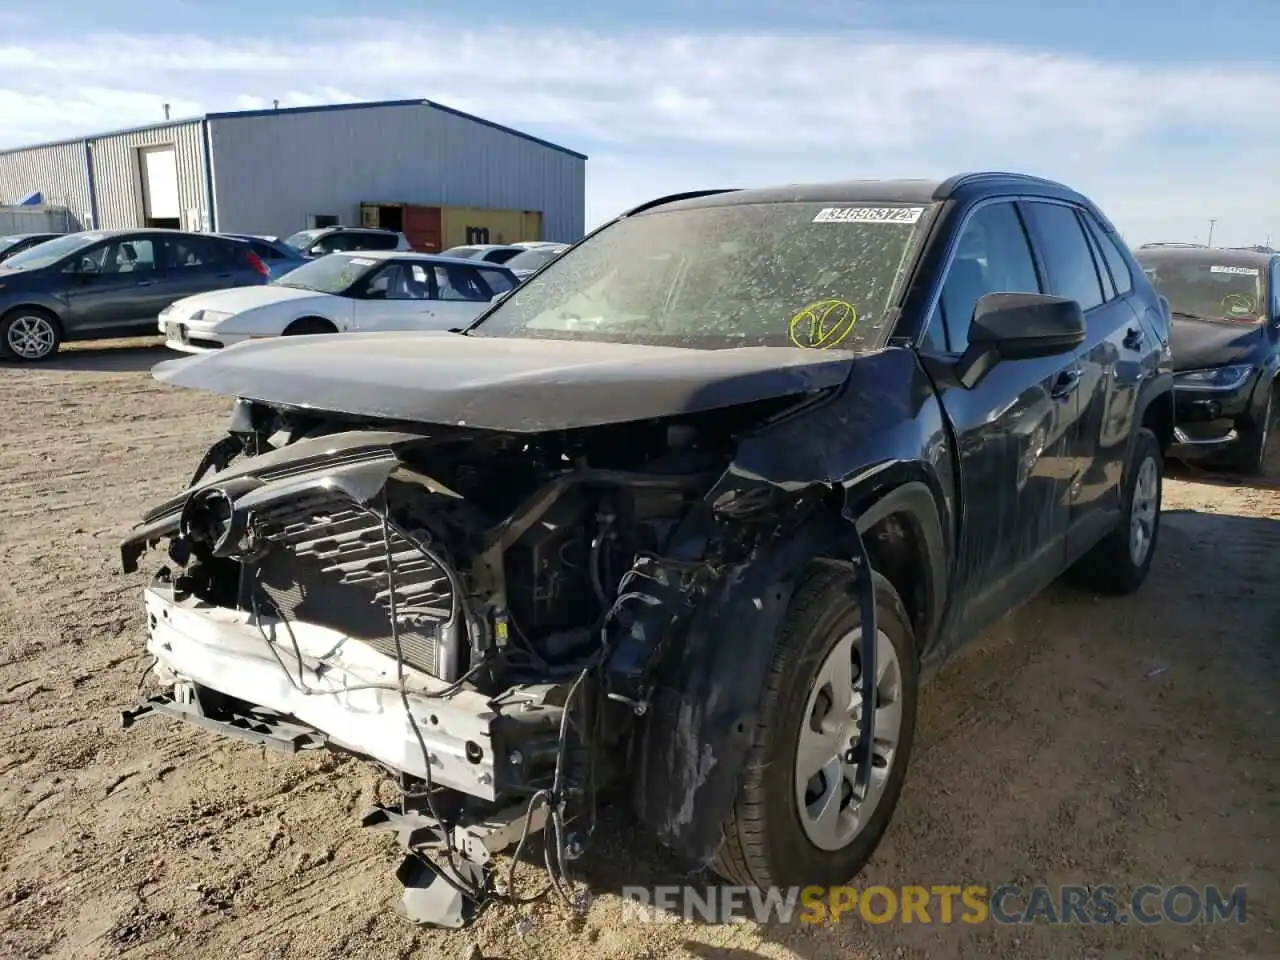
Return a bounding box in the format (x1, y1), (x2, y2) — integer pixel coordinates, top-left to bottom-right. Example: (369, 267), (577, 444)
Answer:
(469, 202), (931, 350)
(1140, 258), (1268, 323)
(271, 253), (379, 293)
(282, 229), (324, 251)
(505, 247), (564, 272)
(0, 235), (29, 252)
(444, 246), (483, 259)
(0, 232), (98, 271)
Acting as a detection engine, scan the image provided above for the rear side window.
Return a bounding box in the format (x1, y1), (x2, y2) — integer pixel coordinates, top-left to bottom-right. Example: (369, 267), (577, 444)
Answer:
(357, 232), (400, 251)
(433, 264), (490, 301)
(478, 268), (515, 295)
(1080, 212), (1133, 296)
(1021, 202), (1104, 312)
(249, 240), (283, 261)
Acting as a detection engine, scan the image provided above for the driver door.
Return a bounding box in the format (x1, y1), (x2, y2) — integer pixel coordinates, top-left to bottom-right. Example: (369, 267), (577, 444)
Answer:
(351, 261), (446, 331)
(921, 199), (1090, 650)
(61, 235), (170, 336)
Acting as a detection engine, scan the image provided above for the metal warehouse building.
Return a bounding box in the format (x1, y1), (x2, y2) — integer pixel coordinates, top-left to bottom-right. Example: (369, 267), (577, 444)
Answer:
(0, 98), (586, 247)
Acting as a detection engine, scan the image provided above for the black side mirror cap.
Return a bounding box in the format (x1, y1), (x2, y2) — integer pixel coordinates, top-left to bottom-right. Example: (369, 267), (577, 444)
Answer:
(956, 292), (1086, 388)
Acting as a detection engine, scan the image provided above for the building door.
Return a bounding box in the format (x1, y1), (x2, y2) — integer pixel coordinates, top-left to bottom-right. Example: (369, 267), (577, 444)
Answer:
(138, 146), (181, 229)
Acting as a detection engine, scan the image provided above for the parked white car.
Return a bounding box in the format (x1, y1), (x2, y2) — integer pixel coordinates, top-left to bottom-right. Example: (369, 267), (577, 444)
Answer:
(159, 251), (518, 353)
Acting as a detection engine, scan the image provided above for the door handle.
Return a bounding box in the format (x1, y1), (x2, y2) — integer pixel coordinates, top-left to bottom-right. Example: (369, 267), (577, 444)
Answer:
(1051, 366), (1082, 400)
(1122, 326), (1143, 350)
(136, 279), (154, 287)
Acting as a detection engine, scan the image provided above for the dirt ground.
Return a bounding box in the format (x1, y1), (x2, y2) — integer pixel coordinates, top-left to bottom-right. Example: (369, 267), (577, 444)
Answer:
(0, 339), (1276, 960)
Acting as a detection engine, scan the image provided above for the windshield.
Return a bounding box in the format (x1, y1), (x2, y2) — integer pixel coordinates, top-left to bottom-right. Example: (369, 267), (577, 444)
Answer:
(505, 246), (566, 272)
(271, 253), (379, 293)
(0, 232), (98, 270)
(1139, 256), (1269, 324)
(0, 235), (30, 252)
(282, 229), (324, 251)
(468, 201), (930, 350)
(443, 246), (483, 259)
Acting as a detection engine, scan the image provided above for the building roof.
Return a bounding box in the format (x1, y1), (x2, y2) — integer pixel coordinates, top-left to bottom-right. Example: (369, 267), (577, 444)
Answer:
(0, 97), (587, 161)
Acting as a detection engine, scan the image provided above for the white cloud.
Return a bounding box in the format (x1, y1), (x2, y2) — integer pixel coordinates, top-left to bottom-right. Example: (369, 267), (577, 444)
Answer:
(1, 20), (1278, 243)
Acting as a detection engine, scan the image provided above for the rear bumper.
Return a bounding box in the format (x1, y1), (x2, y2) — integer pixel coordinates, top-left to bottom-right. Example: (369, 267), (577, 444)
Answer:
(141, 584), (501, 799)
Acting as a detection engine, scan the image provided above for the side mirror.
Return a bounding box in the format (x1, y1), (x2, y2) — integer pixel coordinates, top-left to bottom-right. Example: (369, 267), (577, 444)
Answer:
(957, 292), (1085, 388)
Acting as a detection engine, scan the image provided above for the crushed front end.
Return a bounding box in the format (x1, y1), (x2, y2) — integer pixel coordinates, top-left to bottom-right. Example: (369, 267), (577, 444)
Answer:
(120, 398), (801, 926)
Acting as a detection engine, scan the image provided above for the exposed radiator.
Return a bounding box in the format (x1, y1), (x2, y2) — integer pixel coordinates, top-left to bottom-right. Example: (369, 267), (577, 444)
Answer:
(248, 494), (455, 678)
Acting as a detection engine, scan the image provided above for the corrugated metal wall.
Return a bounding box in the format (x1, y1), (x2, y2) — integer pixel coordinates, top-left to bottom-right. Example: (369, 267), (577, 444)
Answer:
(90, 121), (208, 230)
(0, 141), (92, 228)
(207, 104), (585, 241)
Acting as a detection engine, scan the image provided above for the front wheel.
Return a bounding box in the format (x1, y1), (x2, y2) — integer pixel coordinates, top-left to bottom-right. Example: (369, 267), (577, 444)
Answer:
(1, 308), (62, 361)
(1224, 385), (1275, 475)
(711, 565), (918, 889)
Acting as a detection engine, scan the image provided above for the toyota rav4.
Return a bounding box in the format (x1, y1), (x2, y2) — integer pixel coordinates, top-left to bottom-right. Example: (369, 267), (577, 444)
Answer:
(120, 172), (1174, 927)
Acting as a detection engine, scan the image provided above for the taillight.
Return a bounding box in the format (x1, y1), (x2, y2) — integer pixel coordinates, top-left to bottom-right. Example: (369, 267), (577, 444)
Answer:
(247, 252), (269, 277)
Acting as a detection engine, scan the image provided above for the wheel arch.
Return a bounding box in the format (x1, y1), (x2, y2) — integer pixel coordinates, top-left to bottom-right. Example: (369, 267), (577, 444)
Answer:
(631, 471), (948, 869)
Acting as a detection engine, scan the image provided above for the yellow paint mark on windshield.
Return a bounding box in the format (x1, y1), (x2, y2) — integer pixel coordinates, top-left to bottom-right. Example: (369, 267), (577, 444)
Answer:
(789, 299), (859, 349)
(1220, 293), (1257, 316)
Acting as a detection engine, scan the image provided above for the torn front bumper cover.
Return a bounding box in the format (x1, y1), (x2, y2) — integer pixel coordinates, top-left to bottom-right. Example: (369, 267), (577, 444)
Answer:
(134, 583), (503, 798)
(128, 582), (574, 926)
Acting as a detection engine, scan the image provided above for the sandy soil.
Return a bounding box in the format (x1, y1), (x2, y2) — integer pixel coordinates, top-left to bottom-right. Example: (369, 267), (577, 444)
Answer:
(0, 339), (1277, 960)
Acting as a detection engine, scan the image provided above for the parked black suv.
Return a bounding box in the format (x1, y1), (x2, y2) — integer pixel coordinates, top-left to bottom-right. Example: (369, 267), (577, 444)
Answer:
(1134, 243), (1279, 472)
(0, 229), (269, 361)
(120, 172), (1173, 927)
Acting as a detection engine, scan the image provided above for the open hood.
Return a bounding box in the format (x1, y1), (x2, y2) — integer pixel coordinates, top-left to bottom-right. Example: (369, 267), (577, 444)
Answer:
(1170, 317), (1267, 372)
(151, 331), (854, 432)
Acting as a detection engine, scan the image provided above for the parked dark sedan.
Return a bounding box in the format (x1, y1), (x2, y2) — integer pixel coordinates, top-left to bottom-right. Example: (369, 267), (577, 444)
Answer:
(0, 232), (60, 264)
(0, 229), (270, 361)
(1135, 244), (1279, 472)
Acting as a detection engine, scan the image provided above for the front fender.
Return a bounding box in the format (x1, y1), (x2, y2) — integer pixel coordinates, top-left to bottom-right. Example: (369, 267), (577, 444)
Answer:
(631, 478), (944, 868)
(630, 520), (845, 866)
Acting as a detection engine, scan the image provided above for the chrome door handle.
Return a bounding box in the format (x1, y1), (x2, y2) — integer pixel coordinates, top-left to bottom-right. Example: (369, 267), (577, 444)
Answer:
(1051, 366), (1082, 400)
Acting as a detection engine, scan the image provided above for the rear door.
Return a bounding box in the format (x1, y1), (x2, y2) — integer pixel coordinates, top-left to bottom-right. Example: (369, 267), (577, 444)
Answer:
(1020, 201), (1144, 557)
(61, 234), (170, 335)
(920, 198), (1088, 645)
(160, 235), (252, 304)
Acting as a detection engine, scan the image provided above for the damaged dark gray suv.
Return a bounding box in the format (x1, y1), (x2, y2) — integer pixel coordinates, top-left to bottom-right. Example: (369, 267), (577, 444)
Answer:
(121, 172), (1175, 927)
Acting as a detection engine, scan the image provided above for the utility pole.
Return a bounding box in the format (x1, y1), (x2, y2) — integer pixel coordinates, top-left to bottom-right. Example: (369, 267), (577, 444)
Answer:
(1207, 219), (1217, 247)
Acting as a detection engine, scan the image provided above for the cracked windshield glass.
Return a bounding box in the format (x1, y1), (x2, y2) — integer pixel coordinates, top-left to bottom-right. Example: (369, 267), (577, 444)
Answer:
(470, 202), (930, 349)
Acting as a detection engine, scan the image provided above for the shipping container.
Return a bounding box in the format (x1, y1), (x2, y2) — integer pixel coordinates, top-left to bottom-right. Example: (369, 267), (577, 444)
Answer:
(441, 206), (543, 248)
(361, 202), (543, 252)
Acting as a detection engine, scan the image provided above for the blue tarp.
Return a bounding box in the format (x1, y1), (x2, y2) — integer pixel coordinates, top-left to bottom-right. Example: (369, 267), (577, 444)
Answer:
(18, 191), (43, 206)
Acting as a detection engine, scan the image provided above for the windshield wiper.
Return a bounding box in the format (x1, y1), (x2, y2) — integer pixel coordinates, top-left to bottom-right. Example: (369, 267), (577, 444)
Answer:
(1169, 311), (1204, 320)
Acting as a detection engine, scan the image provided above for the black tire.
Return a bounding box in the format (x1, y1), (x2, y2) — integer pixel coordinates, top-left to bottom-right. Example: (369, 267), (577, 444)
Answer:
(1068, 427), (1162, 595)
(0, 307), (62, 362)
(711, 565), (918, 889)
(1223, 384), (1275, 476)
(282, 317), (337, 336)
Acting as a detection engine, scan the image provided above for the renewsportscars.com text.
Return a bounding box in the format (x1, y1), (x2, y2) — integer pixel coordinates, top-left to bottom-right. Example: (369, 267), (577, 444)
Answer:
(620, 884), (1248, 926)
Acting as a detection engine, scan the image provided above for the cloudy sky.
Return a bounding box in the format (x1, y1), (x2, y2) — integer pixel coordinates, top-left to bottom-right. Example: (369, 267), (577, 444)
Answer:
(1, 0), (1277, 246)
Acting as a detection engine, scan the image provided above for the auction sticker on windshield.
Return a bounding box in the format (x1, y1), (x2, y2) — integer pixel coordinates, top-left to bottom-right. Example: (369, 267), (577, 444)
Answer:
(813, 206), (924, 224)
(1209, 265), (1259, 276)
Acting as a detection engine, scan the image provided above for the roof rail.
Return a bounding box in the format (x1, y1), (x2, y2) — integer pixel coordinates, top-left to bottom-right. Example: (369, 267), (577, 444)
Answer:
(621, 189), (741, 217)
(933, 171), (1070, 200)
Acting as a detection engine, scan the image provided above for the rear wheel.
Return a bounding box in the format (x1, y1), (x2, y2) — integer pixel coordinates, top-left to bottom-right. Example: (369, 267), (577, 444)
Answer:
(711, 565), (918, 889)
(282, 317), (337, 336)
(1, 308), (62, 361)
(1068, 427), (1162, 595)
